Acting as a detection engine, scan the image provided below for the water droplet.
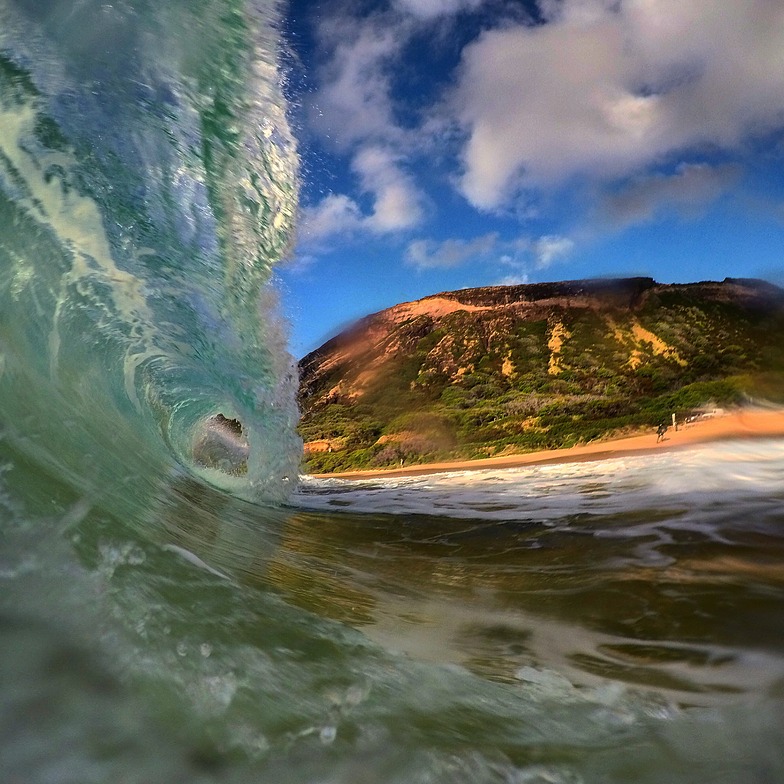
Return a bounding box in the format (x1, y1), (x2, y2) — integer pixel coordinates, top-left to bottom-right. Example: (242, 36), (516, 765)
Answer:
(319, 725), (337, 745)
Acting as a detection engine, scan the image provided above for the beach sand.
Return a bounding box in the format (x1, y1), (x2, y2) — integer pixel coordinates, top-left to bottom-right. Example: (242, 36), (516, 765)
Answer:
(312, 408), (784, 481)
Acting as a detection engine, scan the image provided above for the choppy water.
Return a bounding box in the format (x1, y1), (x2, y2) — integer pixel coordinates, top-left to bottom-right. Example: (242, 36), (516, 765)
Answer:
(2, 2), (784, 783)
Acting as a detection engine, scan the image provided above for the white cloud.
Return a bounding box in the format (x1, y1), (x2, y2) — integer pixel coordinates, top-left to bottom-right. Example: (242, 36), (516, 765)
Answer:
(301, 147), (425, 243)
(451, 0), (784, 209)
(405, 231), (573, 273)
(496, 272), (531, 286)
(311, 12), (411, 151)
(532, 235), (575, 268)
(352, 146), (425, 232)
(601, 163), (742, 227)
(300, 193), (363, 243)
(303, 12), (428, 244)
(393, 0), (487, 21)
(405, 232), (499, 269)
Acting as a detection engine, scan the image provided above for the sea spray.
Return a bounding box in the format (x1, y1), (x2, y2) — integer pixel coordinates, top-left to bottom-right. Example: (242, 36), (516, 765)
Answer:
(0, 0), (301, 505)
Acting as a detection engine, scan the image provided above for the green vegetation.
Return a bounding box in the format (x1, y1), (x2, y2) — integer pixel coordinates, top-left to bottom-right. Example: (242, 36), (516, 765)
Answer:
(298, 279), (784, 473)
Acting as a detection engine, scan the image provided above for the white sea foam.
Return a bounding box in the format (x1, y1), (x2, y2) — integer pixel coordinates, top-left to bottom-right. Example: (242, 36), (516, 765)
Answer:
(294, 438), (784, 522)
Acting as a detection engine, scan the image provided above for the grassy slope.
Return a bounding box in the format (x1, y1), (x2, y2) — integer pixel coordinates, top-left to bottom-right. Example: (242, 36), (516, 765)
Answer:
(299, 282), (784, 474)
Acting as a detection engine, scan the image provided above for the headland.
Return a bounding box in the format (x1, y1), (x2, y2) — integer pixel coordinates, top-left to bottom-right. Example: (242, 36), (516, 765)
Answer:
(299, 278), (784, 476)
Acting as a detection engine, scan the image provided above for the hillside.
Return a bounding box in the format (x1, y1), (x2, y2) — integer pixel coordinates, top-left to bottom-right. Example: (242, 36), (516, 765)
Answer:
(297, 277), (784, 474)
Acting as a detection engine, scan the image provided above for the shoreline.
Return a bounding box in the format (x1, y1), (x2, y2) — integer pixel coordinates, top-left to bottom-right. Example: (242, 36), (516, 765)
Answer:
(309, 407), (784, 481)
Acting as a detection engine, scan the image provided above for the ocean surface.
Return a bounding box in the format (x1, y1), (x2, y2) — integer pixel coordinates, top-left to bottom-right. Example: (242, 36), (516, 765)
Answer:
(2, 2), (784, 782)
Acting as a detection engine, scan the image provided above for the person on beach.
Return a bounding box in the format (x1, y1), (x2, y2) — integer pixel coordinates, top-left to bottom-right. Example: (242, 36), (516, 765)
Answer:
(656, 423), (667, 443)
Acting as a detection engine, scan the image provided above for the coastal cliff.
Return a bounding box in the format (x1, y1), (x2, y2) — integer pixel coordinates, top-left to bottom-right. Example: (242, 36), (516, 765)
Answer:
(298, 277), (784, 473)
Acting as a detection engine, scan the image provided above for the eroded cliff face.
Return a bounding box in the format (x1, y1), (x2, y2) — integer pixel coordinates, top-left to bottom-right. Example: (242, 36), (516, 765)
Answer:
(298, 277), (784, 471)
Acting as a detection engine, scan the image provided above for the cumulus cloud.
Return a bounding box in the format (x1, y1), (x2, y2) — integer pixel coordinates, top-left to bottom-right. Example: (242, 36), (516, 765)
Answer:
(352, 146), (425, 232)
(302, 10), (430, 244)
(393, 0), (487, 21)
(496, 272), (531, 286)
(451, 0), (784, 209)
(300, 194), (364, 243)
(601, 163), (742, 227)
(311, 12), (412, 151)
(532, 235), (575, 268)
(405, 231), (573, 273)
(302, 146), (425, 243)
(405, 232), (499, 269)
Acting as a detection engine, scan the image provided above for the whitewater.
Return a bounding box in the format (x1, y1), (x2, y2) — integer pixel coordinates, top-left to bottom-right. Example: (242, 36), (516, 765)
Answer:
(2, 2), (784, 782)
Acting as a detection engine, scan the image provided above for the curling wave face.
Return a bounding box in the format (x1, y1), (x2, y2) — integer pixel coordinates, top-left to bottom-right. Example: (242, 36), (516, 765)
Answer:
(4, 3), (784, 783)
(0, 0), (301, 506)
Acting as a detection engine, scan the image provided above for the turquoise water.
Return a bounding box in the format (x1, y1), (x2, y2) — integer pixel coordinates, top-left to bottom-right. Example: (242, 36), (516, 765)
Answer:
(0, 0), (300, 505)
(2, 3), (784, 782)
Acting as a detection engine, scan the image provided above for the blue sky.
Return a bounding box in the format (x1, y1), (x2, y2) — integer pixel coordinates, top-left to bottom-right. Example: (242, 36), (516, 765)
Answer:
(276, 0), (784, 357)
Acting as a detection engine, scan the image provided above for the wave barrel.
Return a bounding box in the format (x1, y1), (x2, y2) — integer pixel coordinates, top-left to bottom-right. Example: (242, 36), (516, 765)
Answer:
(0, 0), (302, 504)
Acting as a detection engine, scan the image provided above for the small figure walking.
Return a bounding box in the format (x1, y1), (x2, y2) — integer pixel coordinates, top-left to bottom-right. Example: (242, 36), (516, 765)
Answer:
(656, 423), (667, 443)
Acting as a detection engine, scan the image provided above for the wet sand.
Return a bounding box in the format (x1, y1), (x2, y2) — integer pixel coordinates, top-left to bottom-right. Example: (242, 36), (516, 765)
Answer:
(312, 408), (784, 480)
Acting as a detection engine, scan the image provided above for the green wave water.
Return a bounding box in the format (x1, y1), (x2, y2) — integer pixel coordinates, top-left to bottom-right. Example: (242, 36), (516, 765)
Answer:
(0, 0), (300, 505)
(2, 3), (784, 783)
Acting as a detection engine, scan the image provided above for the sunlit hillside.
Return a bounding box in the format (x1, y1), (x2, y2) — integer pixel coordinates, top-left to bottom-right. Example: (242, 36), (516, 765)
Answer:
(298, 278), (784, 473)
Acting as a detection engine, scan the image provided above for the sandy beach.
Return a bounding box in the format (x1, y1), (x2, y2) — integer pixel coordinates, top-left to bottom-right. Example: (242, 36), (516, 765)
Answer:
(312, 407), (784, 480)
